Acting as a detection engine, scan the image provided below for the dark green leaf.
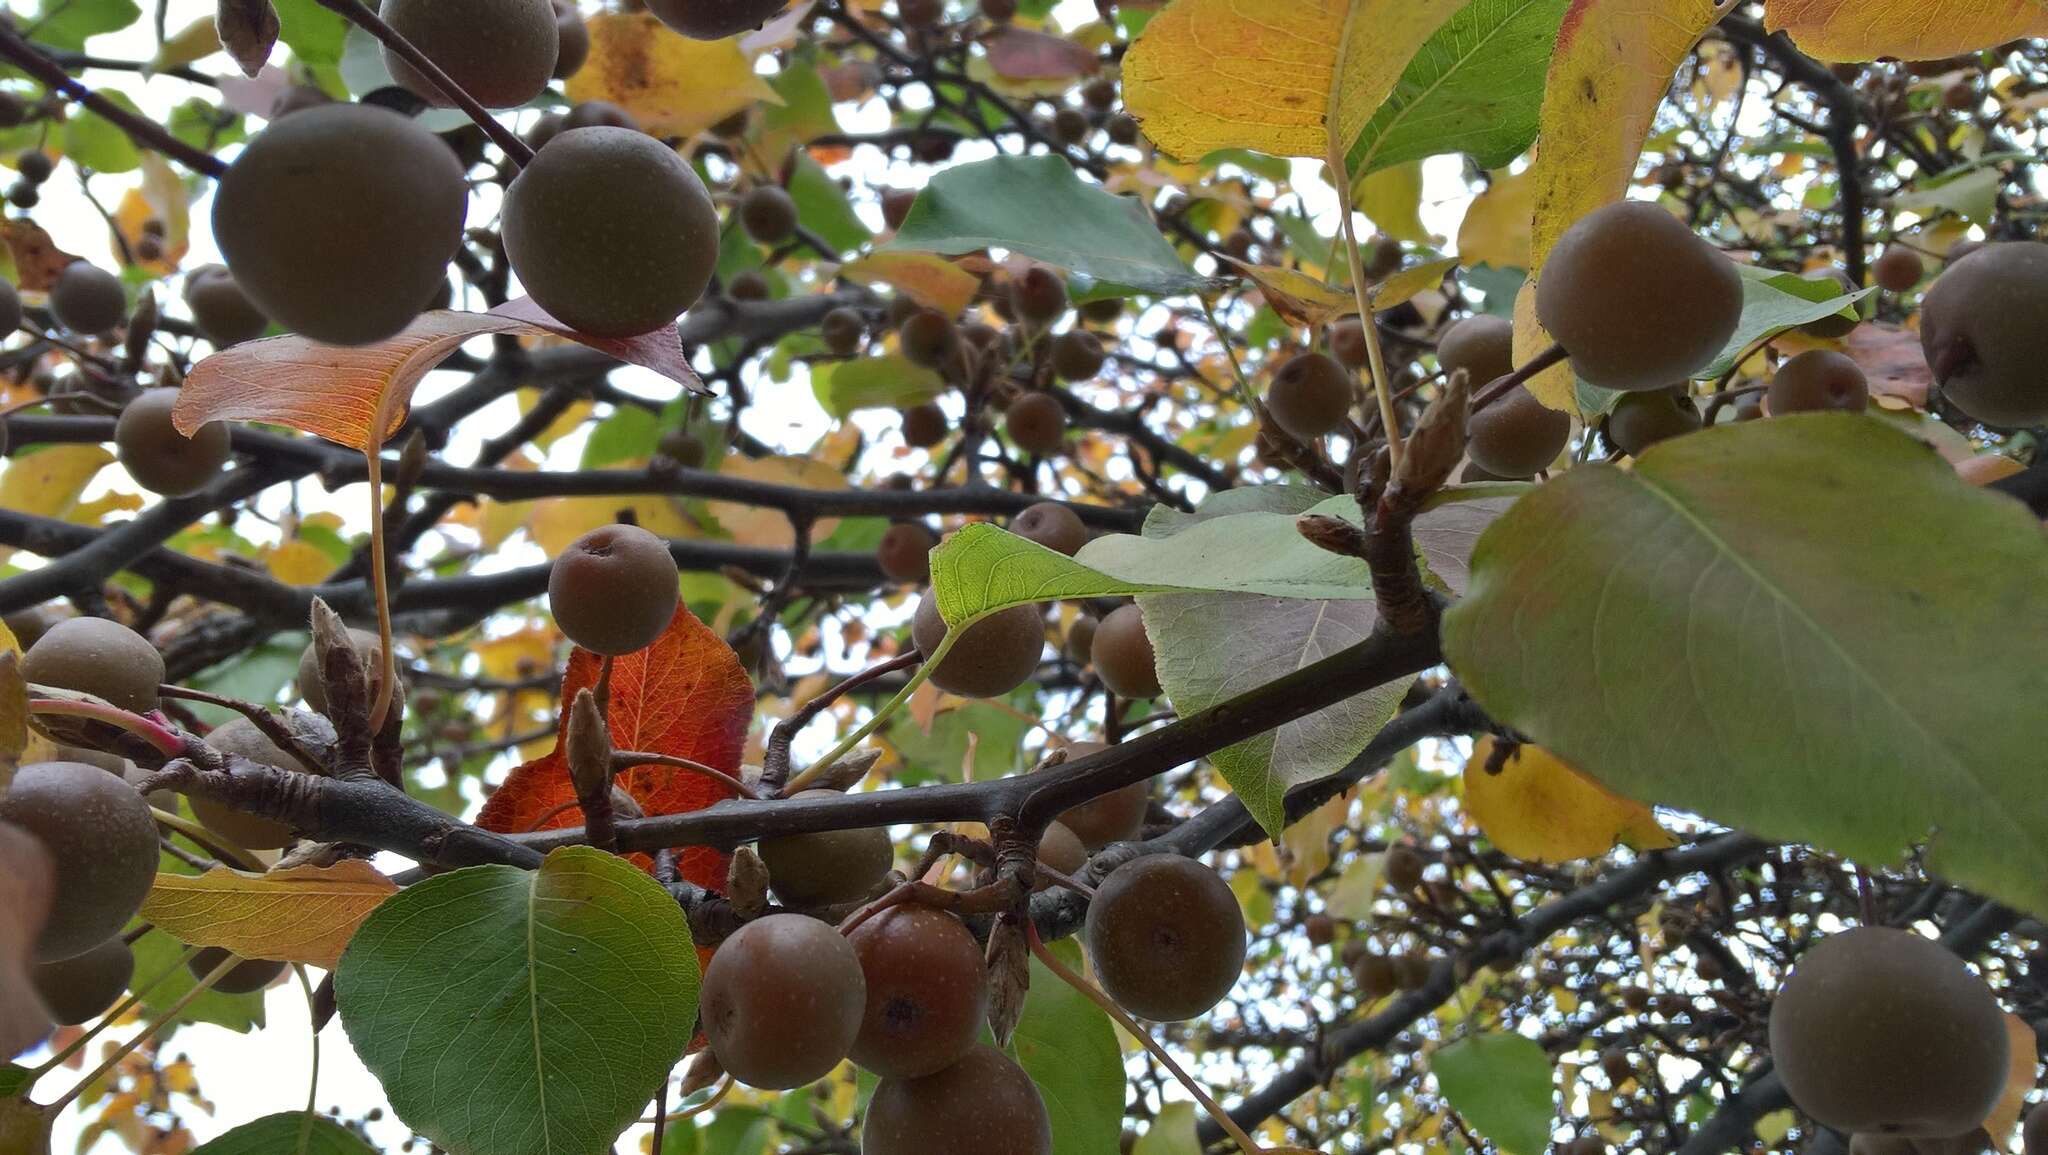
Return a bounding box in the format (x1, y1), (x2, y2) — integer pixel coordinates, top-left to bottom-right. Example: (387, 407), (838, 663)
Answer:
(885, 699), (1031, 785)
(1345, 0), (1572, 175)
(1699, 265), (1871, 379)
(1430, 1033), (1554, 1155)
(790, 153), (872, 256)
(190, 1113), (378, 1155)
(1444, 415), (2048, 919)
(1012, 940), (1124, 1155)
(888, 155), (1213, 296)
(581, 406), (661, 468)
(336, 847), (699, 1155)
(0, 1065), (32, 1097)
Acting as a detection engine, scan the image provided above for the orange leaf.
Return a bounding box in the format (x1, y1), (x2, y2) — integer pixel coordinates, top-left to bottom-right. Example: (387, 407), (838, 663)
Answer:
(174, 298), (704, 451)
(840, 251), (981, 317)
(477, 604), (755, 889)
(139, 861), (399, 969)
(0, 218), (83, 291)
(1764, 0), (2048, 62)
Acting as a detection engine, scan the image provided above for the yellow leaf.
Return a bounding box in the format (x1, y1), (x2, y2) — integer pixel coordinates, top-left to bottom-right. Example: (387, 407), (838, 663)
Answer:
(1763, 0), (2048, 62)
(139, 861), (399, 969)
(1356, 160), (1433, 244)
(516, 388), (592, 452)
(64, 491), (142, 529)
(264, 539), (335, 587)
(148, 15), (220, 72)
(1754, 1110), (1797, 1145)
(474, 628), (558, 684)
(0, 445), (113, 561)
(841, 252), (981, 317)
(1457, 167), (1536, 271)
(1513, 0), (1726, 408)
(1220, 256), (1359, 329)
(1462, 737), (1674, 863)
(113, 154), (192, 276)
(526, 489), (694, 558)
(1122, 0), (1468, 162)
(565, 12), (778, 138)
(704, 456), (847, 548)
(1372, 256), (1458, 312)
(1280, 795), (1345, 887)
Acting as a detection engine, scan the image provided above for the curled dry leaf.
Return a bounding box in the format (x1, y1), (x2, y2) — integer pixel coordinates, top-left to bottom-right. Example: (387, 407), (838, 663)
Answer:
(174, 298), (705, 452)
(0, 823), (55, 1058)
(215, 0), (282, 78)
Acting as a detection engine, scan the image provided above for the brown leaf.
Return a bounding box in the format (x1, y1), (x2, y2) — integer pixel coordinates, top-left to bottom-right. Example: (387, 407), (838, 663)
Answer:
(0, 822), (56, 1057)
(139, 860), (399, 969)
(984, 27), (1098, 80)
(215, 0), (280, 78)
(984, 915), (1030, 1047)
(1841, 322), (1932, 405)
(0, 220), (83, 292)
(175, 300), (705, 452)
(725, 846), (770, 918)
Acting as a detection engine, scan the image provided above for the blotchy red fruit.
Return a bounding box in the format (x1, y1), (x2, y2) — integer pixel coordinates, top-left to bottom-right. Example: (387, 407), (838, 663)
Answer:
(911, 596), (1042, 698)
(645, 0), (789, 39)
(1768, 349), (1869, 414)
(757, 790), (894, 908)
(702, 914), (866, 1089)
(503, 127), (720, 338)
(1266, 352), (1353, 439)
(1090, 604), (1159, 699)
(214, 104), (467, 345)
(1437, 315), (1515, 387)
(0, 762), (159, 962)
(1769, 926), (2008, 1137)
(380, 0), (557, 109)
(877, 522), (937, 583)
(1535, 200), (1742, 390)
(1084, 854), (1246, 1021)
(548, 523), (680, 655)
(32, 937), (133, 1024)
(1008, 502), (1087, 556)
(1053, 741), (1147, 849)
(115, 389), (232, 498)
(1466, 385), (1568, 479)
(863, 1044), (1052, 1155)
(848, 906), (988, 1078)
(23, 616), (163, 714)
(1919, 241), (2048, 427)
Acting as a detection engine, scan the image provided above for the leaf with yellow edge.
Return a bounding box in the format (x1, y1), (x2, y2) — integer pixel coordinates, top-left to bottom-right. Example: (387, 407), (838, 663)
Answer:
(1457, 167), (1536, 271)
(176, 301), (703, 452)
(840, 251), (980, 317)
(565, 12), (778, 138)
(265, 539), (336, 586)
(1357, 160), (1433, 244)
(1763, 0), (2048, 62)
(705, 456), (847, 548)
(1122, 0), (1470, 163)
(1373, 256), (1459, 311)
(1221, 257), (1358, 328)
(1512, 0), (1726, 408)
(0, 445), (113, 562)
(1462, 737), (1674, 863)
(140, 861), (399, 969)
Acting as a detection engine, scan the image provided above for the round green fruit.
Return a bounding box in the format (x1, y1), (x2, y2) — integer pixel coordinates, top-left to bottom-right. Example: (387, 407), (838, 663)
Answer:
(183, 266), (269, 346)
(1266, 352), (1353, 439)
(379, 0), (557, 109)
(1437, 315), (1515, 387)
(1768, 349), (1868, 414)
(32, 937), (133, 1025)
(50, 263), (126, 334)
(911, 596), (1042, 699)
(1466, 385), (1568, 478)
(115, 389), (231, 498)
(757, 790), (894, 908)
(1090, 604), (1158, 699)
(23, 616), (163, 713)
(1920, 241), (2048, 427)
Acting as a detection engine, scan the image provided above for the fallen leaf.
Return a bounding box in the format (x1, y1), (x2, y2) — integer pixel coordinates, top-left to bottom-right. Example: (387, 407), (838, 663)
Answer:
(840, 251), (980, 317)
(1463, 737), (1674, 863)
(175, 300), (704, 452)
(565, 12), (778, 138)
(985, 26), (1097, 80)
(140, 861), (399, 970)
(1763, 0), (2048, 62)
(0, 822), (55, 1057)
(704, 456), (847, 548)
(477, 605), (755, 888)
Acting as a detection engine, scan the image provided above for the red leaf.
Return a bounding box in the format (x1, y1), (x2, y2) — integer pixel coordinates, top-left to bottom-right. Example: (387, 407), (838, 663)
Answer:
(984, 27), (1097, 80)
(477, 604), (754, 889)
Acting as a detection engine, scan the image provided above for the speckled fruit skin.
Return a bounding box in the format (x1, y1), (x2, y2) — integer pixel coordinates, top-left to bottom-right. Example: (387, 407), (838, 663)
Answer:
(646, 0), (789, 39)
(547, 523), (680, 655)
(1084, 854), (1247, 1021)
(1534, 200), (1742, 391)
(1466, 385), (1569, 478)
(1769, 927), (2008, 1137)
(847, 906), (988, 1079)
(380, 0), (557, 109)
(1090, 604), (1159, 699)
(1053, 742), (1147, 849)
(862, 1044), (1052, 1155)
(1437, 315), (1515, 386)
(502, 127), (719, 338)
(1920, 241), (2048, 427)
(757, 789), (894, 908)
(0, 762), (159, 962)
(115, 389), (231, 498)
(23, 616), (163, 714)
(213, 104), (467, 346)
(701, 914), (866, 1090)
(1007, 502), (1087, 556)
(911, 596), (1043, 698)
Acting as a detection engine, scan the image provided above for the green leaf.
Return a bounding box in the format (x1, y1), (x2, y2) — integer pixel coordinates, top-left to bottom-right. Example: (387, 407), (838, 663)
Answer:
(1325, 853), (1386, 921)
(336, 847), (700, 1155)
(185, 634), (304, 727)
(1430, 1033), (1554, 1155)
(30, 0), (140, 50)
(811, 355), (946, 418)
(887, 155), (1212, 296)
(758, 64), (837, 154)
(1012, 940), (1125, 1155)
(1131, 1102), (1201, 1155)
(131, 924), (265, 1033)
(581, 406), (661, 468)
(0, 1065), (32, 1097)
(190, 1113), (378, 1155)
(272, 0), (350, 66)
(1197, 148), (1291, 182)
(1346, 0), (1571, 176)
(1142, 484), (1325, 536)
(1894, 165), (2000, 227)
(61, 91), (143, 173)
(885, 699), (1031, 785)
(1699, 265), (1872, 379)
(1443, 415), (2048, 920)
(790, 153), (871, 256)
